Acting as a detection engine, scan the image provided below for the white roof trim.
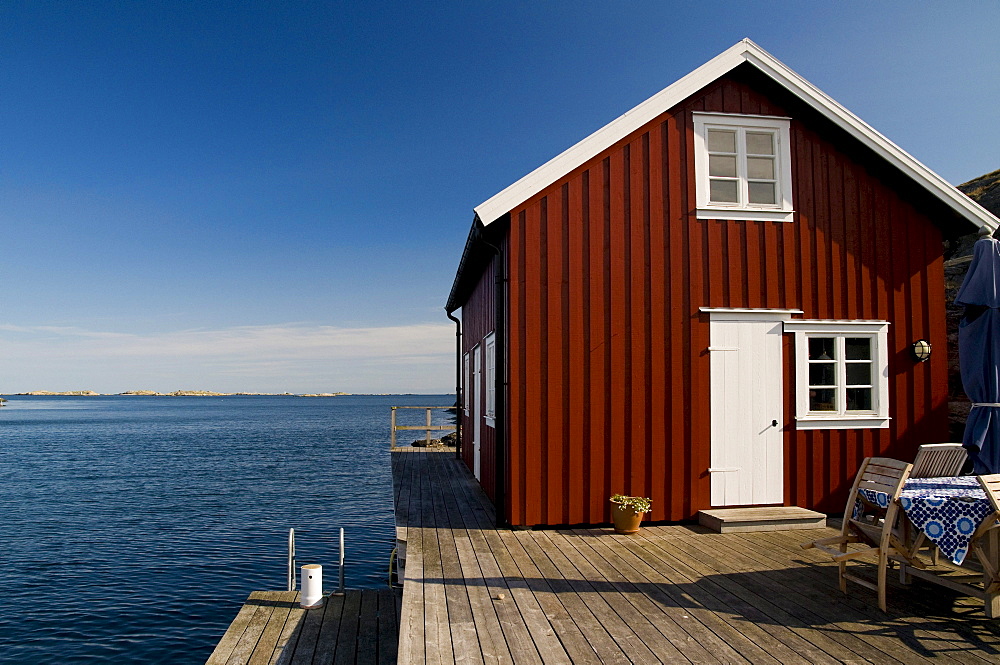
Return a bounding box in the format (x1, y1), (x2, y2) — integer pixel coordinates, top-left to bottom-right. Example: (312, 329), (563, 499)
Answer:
(474, 38), (999, 233)
(700, 307), (803, 321)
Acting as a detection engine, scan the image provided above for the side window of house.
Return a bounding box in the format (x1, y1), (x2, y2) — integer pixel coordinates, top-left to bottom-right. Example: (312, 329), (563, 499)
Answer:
(693, 112), (793, 222)
(806, 336), (874, 412)
(484, 333), (496, 424)
(463, 352), (470, 415)
(784, 321), (889, 429)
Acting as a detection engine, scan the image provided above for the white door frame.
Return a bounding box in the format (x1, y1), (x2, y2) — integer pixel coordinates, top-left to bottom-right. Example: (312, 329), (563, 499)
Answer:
(702, 308), (801, 507)
(472, 344), (482, 480)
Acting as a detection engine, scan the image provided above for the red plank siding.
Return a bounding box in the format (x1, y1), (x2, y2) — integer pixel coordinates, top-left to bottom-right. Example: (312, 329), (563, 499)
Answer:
(460, 256), (496, 501)
(494, 70), (953, 525)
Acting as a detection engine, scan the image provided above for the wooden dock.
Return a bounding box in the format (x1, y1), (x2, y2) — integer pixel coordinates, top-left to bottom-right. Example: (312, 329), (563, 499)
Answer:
(394, 446), (1000, 664)
(206, 588), (399, 665)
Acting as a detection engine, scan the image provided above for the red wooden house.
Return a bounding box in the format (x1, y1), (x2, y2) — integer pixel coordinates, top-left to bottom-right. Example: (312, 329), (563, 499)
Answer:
(445, 39), (999, 527)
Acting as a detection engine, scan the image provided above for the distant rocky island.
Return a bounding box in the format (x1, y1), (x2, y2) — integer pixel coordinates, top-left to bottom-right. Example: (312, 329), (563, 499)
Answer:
(18, 390), (102, 396)
(14, 390), (350, 397)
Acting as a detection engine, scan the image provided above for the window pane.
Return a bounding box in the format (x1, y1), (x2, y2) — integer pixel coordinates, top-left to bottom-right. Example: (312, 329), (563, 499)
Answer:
(845, 338), (871, 360)
(846, 363), (871, 386)
(748, 181), (776, 204)
(709, 179), (739, 203)
(709, 154), (737, 177)
(810, 389), (836, 411)
(808, 337), (835, 360)
(746, 132), (774, 155)
(747, 157), (774, 180)
(809, 363), (836, 387)
(707, 129), (736, 153)
(847, 388), (872, 411)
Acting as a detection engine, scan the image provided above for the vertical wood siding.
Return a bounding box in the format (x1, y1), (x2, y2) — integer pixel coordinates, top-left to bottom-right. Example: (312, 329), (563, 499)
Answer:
(504, 69), (951, 525)
(460, 256), (497, 501)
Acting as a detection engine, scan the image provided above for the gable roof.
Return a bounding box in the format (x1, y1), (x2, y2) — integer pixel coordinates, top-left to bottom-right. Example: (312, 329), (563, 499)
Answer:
(473, 38), (999, 232)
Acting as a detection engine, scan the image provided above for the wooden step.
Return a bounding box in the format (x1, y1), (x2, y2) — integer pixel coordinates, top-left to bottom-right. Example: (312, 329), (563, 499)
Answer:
(698, 506), (827, 533)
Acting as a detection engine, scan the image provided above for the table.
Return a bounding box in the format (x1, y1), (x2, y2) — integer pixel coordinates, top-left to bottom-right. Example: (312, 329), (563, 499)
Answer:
(874, 476), (1000, 617)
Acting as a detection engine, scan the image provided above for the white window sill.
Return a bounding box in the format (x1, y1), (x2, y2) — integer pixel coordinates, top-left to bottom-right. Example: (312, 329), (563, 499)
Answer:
(696, 207), (794, 222)
(485, 416), (495, 428)
(796, 415), (890, 430)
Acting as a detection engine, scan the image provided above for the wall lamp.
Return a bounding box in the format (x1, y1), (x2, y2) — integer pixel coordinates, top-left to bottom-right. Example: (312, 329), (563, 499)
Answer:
(911, 339), (932, 362)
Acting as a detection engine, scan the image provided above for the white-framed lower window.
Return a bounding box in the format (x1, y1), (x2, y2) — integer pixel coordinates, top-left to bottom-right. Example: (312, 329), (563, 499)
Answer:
(783, 320), (890, 429)
(484, 332), (496, 426)
(692, 112), (794, 222)
(463, 352), (470, 415)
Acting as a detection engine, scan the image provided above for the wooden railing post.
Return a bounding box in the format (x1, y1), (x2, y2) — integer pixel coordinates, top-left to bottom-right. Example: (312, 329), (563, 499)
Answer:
(389, 406), (457, 449)
(426, 408), (432, 446)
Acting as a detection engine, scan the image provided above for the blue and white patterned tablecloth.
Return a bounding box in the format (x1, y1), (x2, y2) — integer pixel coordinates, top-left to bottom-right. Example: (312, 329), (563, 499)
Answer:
(897, 477), (991, 565)
(856, 476), (992, 565)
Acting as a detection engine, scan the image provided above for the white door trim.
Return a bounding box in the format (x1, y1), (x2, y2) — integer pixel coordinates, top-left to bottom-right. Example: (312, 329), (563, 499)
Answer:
(701, 307), (803, 320)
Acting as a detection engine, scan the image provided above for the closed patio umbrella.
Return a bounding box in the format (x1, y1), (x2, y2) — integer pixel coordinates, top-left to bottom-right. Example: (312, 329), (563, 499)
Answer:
(956, 228), (1000, 474)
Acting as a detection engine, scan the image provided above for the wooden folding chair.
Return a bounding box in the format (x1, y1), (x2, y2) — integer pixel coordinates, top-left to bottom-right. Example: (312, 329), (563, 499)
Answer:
(896, 444), (969, 565)
(910, 443), (968, 479)
(802, 457), (913, 611)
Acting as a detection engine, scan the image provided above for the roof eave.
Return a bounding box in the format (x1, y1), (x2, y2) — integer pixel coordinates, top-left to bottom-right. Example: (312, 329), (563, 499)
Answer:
(473, 38), (999, 234)
(445, 217), (483, 313)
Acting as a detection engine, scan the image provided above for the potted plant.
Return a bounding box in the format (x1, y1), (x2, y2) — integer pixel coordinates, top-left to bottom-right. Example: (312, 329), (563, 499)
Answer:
(609, 494), (651, 534)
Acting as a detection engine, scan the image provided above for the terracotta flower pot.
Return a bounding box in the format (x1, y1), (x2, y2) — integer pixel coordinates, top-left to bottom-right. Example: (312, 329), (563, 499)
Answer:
(610, 501), (645, 534)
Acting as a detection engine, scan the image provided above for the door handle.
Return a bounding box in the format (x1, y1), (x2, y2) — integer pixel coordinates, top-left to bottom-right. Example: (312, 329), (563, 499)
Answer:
(772, 419), (778, 427)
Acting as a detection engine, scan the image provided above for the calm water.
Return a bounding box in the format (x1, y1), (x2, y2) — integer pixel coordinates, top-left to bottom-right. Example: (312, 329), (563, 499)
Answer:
(0, 394), (454, 664)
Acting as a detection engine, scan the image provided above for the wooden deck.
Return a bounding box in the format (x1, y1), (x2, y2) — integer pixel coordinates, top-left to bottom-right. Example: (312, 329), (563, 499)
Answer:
(206, 588), (400, 665)
(394, 446), (1000, 664)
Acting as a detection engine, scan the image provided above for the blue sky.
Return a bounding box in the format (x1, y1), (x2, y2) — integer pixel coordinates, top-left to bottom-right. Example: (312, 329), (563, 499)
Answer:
(0, 1), (997, 394)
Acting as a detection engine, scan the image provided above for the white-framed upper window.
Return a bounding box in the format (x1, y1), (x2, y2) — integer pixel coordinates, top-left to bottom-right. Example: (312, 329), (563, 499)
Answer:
(783, 320), (890, 429)
(484, 333), (496, 425)
(463, 352), (470, 415)
(693, 112), (794, 222)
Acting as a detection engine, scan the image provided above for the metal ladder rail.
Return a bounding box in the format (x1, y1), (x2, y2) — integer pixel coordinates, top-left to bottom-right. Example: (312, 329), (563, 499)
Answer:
(286, 527), (346, 594)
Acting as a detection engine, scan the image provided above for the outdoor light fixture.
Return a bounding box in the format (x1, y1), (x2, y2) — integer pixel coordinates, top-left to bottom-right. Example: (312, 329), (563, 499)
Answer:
(912, 339), (932, 362)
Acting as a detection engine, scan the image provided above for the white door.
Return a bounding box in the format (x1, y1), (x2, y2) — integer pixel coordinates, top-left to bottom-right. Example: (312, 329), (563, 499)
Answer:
(709, 315), (784, 506)
(473, 345), (482, 480)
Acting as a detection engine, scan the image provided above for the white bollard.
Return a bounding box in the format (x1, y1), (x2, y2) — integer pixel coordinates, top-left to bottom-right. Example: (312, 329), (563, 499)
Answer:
(300, 564), (323, 609)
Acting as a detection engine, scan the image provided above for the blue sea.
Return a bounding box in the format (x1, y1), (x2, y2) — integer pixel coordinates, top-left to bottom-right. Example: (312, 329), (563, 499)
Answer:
(0, 394), (454, 664)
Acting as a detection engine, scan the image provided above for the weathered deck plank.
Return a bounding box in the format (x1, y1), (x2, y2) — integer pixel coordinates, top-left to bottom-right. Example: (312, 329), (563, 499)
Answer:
(566, 528), (747, 664)
(376, 588), (400, 665)
(394, 447), (1000, 665)
(713, 529), (942, 665)
(311, 593), (345, 665)
(507, 530), (611, 664)
(543, 529), (718, 664)
(429, 453), (479, 665)
(640, 528), (874, 665)
(207, 591), (266, 665)
(528, 529), (657, 664)
(644, 528), (861, 665)
(333, 590), (363, 665)
(208, 587), (400, 665)
(437, 448), (543, 664)
(249, 593), (298, 665)
(267, 597), (304, 665)
(746, 528), (1000, 664)
(581, 527), (772, 664)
